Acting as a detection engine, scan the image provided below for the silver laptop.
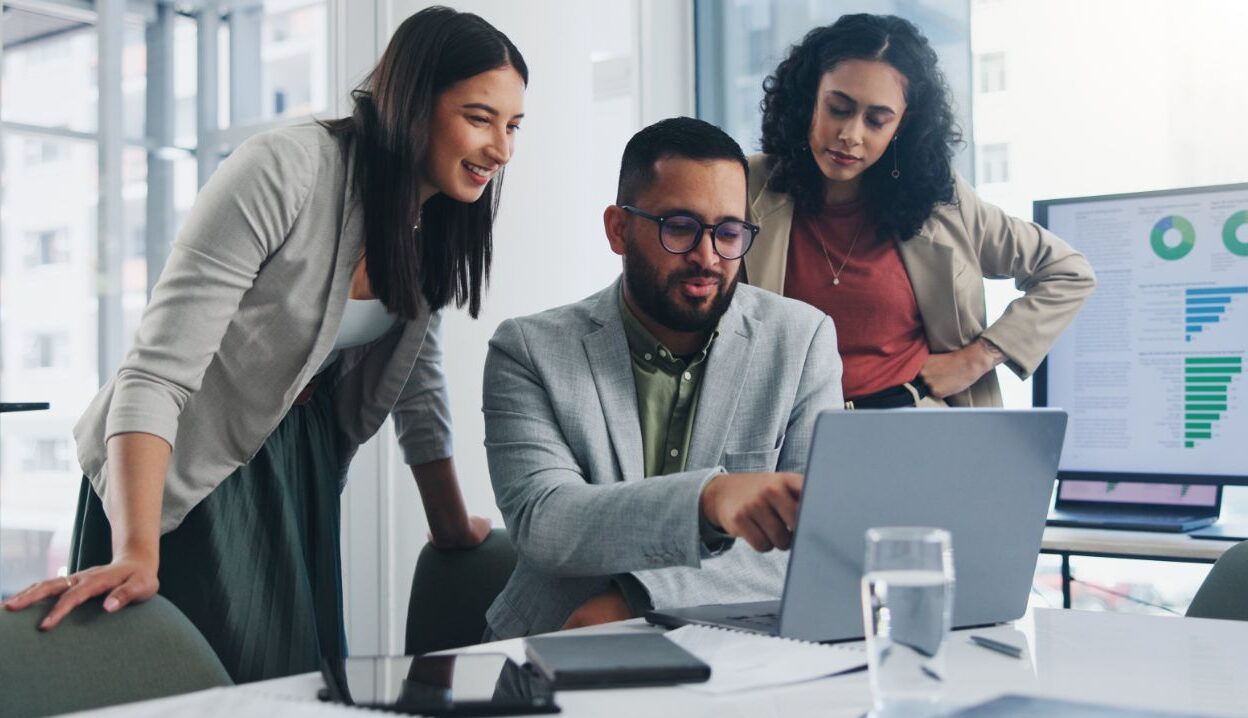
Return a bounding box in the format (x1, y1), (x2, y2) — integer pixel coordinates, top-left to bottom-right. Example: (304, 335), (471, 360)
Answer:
(647, 409), (1067, 642)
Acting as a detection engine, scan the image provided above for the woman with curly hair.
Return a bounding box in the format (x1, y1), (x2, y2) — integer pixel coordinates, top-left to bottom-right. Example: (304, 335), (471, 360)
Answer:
(746, 14), (1095, 408)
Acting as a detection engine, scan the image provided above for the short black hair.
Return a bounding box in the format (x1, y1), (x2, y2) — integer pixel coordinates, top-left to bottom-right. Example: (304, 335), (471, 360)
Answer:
(616, 117), (748, 205)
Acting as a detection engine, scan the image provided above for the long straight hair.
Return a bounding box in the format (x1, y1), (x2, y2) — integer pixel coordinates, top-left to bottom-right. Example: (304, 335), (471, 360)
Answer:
(321, 6), (527, 319)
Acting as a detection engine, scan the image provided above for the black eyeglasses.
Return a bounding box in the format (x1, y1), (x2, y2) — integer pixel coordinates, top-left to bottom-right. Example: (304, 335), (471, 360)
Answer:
(620, 205), (759, 260)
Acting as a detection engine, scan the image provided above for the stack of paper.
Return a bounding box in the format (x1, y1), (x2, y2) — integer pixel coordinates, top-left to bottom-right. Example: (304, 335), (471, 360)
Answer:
(664, 624), (866, 694)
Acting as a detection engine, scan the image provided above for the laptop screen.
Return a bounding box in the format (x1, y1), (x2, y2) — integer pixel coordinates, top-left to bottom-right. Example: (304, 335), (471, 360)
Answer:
(1058, 480), (1219, 508)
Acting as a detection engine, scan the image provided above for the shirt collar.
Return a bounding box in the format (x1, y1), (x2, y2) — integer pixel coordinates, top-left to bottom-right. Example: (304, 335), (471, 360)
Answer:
(617, 282), (718, 369)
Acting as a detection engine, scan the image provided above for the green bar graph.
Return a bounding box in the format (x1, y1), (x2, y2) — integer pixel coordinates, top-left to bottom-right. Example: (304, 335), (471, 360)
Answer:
(1186, 357), (1242, 365)
(1183, 356), (1242, 448)
(1186, 366), (1242, 374)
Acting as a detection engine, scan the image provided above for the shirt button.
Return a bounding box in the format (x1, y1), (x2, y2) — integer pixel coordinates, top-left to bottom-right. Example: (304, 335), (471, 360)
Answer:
(683, 371), (692, 381)
(670, 449), (679, 458)
(659, 349), (667, 358)
(644, 353), (652, 361)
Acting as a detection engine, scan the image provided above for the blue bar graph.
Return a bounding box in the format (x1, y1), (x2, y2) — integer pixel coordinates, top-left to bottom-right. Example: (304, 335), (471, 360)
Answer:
(1185, 286), (1247, 342)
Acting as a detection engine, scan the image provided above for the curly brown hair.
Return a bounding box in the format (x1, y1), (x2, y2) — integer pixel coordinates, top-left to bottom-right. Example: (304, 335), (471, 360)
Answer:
(760, 14), (962, 241)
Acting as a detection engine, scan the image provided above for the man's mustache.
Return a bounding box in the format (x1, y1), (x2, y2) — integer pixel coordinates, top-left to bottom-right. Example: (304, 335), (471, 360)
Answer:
(668, 268), (725, 284)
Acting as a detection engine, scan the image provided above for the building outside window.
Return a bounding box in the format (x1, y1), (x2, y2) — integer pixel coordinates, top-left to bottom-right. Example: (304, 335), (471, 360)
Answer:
(978, 50), (1005, 92)
(0, 0), (329, 599)
(978, 143), (1009, 184)
(21, 438), (73, 474)
(24, 228), (69, 267)
(697, 0), (1248, 616)
(22, 333), (68, 370)
(22, 139), (63, 165)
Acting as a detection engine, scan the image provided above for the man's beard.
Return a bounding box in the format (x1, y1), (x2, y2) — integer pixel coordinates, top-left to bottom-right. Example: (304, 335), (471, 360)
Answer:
(622, 245), (739, 333)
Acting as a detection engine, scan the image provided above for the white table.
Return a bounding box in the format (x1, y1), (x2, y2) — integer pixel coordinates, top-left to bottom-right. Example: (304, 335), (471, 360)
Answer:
(1040, 527), (1234, 608)
(71, 608), (1248, 718)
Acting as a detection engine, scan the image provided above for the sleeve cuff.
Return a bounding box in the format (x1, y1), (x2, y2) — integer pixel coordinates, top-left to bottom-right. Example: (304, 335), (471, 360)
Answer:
(612, 574), (654, 616)
(699, 514), (735, 557)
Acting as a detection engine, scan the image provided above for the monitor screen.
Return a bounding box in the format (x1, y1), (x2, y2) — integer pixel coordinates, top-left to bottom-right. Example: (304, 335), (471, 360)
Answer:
(1035, 182), (1248, 486)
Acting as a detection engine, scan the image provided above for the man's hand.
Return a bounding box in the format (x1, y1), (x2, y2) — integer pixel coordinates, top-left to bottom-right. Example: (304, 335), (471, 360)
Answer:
(561, 586), (633, 630)
(700, 472), (803, 552)
(918, 338), (1004, 399)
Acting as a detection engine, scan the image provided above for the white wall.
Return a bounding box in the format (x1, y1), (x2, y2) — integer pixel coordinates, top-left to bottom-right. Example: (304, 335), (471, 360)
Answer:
(340, 0), (695, 654)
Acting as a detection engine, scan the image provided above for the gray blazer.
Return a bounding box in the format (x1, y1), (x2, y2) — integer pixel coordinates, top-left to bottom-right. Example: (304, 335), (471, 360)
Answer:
(74, 124), (453, 533)
(482, 279), (844, 638)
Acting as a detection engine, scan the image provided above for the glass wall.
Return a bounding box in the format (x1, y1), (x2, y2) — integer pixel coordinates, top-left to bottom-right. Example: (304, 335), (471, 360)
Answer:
(695, 0), (972, 177)
(695, 0), (1248, 615)
(0, 0), (329, 598)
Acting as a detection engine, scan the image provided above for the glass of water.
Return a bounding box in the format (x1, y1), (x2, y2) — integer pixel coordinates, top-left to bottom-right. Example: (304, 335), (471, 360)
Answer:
(861, 526), (955, 717)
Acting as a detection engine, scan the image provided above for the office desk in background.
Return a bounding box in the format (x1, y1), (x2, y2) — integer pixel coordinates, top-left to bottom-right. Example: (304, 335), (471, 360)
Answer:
(1040, 526), (1232, 609)
(67, 608), (1248, 718)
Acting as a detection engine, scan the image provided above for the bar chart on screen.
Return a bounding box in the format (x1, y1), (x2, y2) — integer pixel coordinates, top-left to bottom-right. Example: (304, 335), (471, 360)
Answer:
(1041, 184), (1248, 478)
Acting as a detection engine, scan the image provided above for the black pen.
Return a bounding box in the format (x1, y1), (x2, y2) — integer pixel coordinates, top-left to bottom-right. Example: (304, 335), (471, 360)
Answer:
(969, 634), (1022, 659)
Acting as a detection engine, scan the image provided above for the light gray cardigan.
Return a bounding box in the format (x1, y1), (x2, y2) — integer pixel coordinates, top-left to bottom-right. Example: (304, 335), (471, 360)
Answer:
(74, 124), (452, 534)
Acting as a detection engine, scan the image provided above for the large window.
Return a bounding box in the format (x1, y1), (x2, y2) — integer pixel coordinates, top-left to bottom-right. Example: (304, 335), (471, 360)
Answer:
(695, 0), (972, 177)
(0, 0), (329, 599)
(695, 0), (1248, 616)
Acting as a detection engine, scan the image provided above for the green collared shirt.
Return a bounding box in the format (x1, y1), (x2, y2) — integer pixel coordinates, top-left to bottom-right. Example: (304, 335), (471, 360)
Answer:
(613, 288), (733, 615)
(619, 291), (718, 477)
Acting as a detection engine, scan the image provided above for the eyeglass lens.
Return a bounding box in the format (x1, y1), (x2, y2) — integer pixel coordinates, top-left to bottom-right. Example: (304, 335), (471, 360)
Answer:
(661, 216), (751, 259)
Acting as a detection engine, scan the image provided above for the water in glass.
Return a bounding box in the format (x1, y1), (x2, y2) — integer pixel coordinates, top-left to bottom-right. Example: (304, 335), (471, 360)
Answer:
(861, 528), (954, 717)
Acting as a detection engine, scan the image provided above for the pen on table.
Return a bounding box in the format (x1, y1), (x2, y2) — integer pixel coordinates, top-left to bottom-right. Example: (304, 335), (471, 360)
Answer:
(968, 635), (1022, 659)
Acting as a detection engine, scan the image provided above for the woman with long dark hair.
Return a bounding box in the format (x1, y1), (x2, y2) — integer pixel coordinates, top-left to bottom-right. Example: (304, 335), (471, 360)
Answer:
(746, 14), (1094, 408)
(4, 7), (526, 682)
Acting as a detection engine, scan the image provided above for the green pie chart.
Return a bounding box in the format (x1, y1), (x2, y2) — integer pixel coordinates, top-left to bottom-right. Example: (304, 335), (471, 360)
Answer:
(1151, 215), (1196, 260)
(1224, 210), (1248, 257)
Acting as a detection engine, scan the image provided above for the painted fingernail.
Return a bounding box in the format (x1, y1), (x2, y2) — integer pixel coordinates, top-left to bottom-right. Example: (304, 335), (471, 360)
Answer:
(104, 597), (120, 612)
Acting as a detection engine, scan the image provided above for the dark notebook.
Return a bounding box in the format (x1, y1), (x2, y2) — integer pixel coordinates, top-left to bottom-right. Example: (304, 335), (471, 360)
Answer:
(523, 633), (710, 689)
(947, 695), (1218, 718)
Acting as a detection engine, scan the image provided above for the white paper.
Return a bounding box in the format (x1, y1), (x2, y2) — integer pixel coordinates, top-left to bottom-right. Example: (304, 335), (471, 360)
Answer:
(664, 625), (866, 694)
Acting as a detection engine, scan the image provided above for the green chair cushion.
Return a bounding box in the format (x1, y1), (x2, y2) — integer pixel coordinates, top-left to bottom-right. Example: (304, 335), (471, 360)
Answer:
(1187, 540), (1248, 621)
(0, 595), (232, 718)
(406, 529), (517, 656)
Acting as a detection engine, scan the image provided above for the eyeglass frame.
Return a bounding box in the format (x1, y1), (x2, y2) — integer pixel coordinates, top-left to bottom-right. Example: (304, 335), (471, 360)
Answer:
(619, 205), (760, 261)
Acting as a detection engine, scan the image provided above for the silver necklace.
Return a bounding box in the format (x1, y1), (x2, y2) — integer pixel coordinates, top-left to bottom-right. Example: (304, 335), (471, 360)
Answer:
(815, 218), (865, 286)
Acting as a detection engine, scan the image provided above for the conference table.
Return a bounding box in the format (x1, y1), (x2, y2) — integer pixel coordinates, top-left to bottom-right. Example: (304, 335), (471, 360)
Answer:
(70, 607), (1248, 718)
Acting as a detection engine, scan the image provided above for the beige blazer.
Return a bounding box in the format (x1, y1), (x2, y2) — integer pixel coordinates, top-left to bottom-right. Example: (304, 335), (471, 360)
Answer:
(744, 153), (1096, 407)
(74, 124), (453, 533)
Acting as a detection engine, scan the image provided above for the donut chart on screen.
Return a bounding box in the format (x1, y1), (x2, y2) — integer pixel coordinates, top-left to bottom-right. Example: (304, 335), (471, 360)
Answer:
(1224, 210), (1248, 257)
(1150, 214), (1196, 260)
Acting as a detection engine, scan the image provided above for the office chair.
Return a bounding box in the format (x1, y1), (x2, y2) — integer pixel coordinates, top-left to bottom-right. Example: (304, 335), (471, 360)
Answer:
(406, 529), (517, 656)
(1186, 540), (1248, 621)
(0, 595), (232, 718)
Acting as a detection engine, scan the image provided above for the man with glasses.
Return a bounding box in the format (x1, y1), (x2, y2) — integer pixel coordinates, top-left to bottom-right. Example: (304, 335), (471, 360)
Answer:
(482, 117), (843, 638)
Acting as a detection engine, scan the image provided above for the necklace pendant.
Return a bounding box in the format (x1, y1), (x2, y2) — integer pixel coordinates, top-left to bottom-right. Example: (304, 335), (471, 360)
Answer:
(832, 277), (840, 286)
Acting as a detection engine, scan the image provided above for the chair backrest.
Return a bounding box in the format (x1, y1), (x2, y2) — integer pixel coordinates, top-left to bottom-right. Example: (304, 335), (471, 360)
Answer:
(0, 595), (232, 718)
(406, 529), (517, 656)
(1186, 540), (1248, 621)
